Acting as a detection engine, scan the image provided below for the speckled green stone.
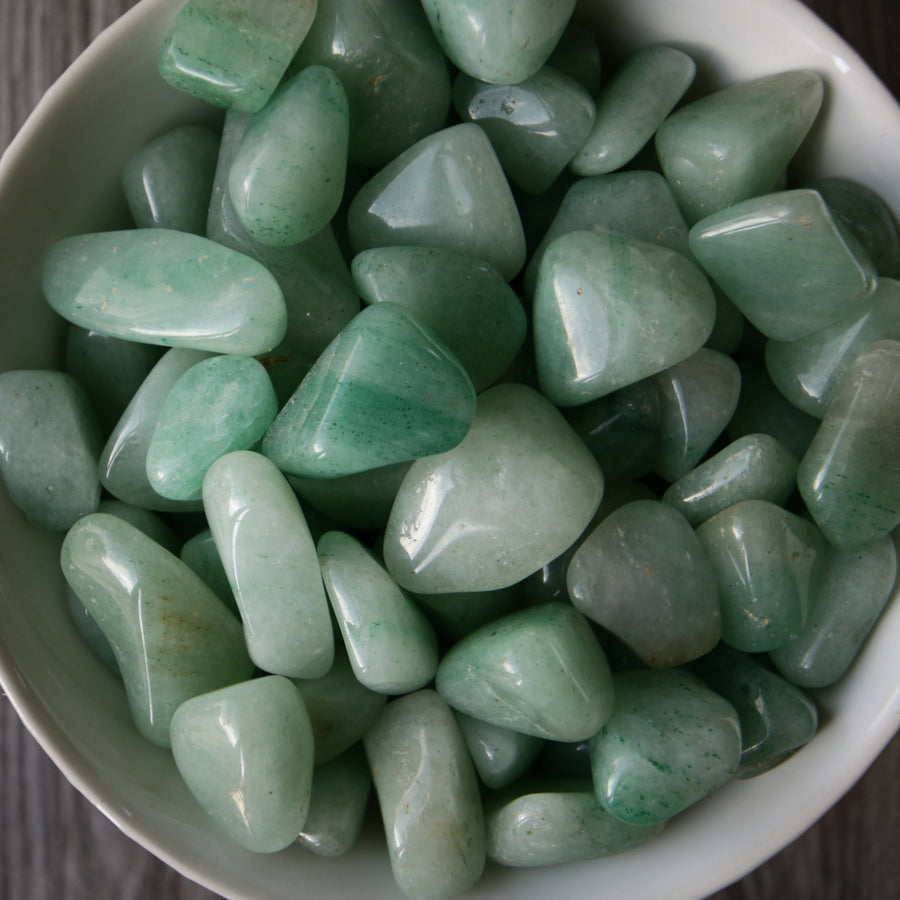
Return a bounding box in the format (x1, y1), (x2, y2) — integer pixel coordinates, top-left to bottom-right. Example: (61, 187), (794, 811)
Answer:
(590, 669), (741, 825)
(180, 528), (238, 614)
(170, 676), (315, 853)
(455, 712), (544, 790)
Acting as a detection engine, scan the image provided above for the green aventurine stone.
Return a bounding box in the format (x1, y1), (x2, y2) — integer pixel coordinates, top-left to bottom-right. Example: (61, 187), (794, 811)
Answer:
(289, 0), (451, 168)
(568, 500), (721, 668)
(146, 354), (278, 501)
(770, 536), (898, 688)
(351, 246), (527, 391)
(570, 45), (695, 177)
(455, 712), (544, 790)
(262, 303), (476, 478)
(96, 498), (181, 554)
(180, 529), (238, 614)
(203, 451), (333, 678)
(690, 190), (878, 341)
(364, 689), (485, 900)
(170, 676), (315, 853)
(60, 514), (252, 746)
(452, 66), (596, 195)
(383, 382), (603, 593)
(655, 70), (824, 224)
(547, 22), (602, 95)
(346, 123), (527, 281)
(435, 603), (614, 742)
(590, 669), (741, 825)
(485, 779), (664, 867)
(696, 500), (824, 652)
(798, 340), (900, 550)
(420, 0), (576, 85)
(159, 0), (317, 113)
(411, 584), (524, 643)
(0, 370), (102, 531)
(318, 531), (438, 694)
(67, 584), (120, 676)
(765, 277), (900, 418)
(121, 125), (220, 235)
(229, 66), (349, 247)
(662, 434), (798, 526)
(42, 230), (287, 355)
(533, 230), (715, 406)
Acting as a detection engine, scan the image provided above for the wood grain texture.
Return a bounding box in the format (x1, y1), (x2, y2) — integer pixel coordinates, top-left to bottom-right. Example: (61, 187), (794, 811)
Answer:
(0, 1), (898, 898)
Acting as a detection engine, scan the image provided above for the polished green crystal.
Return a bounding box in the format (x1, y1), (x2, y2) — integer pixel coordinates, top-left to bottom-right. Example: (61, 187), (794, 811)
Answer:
(180, 528), (238, 615)
(455, 712), (544, 790)
(411, 584), (525, 644)
(547, 22), (602, 94)
(96, 498), (180, 554)
(67, 584), (120, 676)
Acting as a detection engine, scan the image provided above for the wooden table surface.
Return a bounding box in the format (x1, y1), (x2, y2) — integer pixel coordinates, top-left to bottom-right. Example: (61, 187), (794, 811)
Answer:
(1, 1), (899, 898)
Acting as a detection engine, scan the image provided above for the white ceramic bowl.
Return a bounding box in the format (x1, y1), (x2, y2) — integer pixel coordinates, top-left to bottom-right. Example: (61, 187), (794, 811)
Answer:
(1, 1), (898, 898)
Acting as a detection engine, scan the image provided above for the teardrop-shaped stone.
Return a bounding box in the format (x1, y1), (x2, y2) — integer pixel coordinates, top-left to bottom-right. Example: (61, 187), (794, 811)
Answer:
(364, 689), (486, 899)
(383, 382), (603, 593)
(410, 584), (525, 644)
(690, 189), (878, 341)
(262, 303), (476, 478)
(420, 0), (576, 85)
(655, 70), (824, 223)
(346, 123), (526, 281)
(547, 22), (602, 94)
(455, 712), (544, 790)
(435, 603), (614, 742)
(43, 229), (287, 354)
(180, 528), (237, 614)
(533, 230), (716, 406)
(351, 246), (527, 391)
(170, 676), (315, 852)
(60, 514), (253, 746)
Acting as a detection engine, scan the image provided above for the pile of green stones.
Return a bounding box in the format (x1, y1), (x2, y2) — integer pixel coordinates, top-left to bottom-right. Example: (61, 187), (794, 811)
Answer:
(1, 0), (899, 896)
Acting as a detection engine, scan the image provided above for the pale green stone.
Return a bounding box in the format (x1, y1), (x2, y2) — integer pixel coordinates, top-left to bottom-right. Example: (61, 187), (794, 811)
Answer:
(420, 0), (576, 85)
(146, 354), (278, 501)
(655, 70), (824, 224)
(410, 584), (524, 644)
(383, 382), (604, 593)
(202, 451), (334, 678)
(346, 123), (527, 281)
(96, 498), (180, 554)
(690, 189), (878, 341)
(662, 434), (798, 526)
(696, 500), (824, 652)
(351, 246), (526, 391)
(170, 676), (314, 853)
(180, 528), (238, 615)
(0, 370), (102, 531)
(590, 669), (741, 824)
(547, 22), (602, 94)
(571, 45), (695, 177)
(455, 712), (544, 790)
(43, 229), (287, 355)
(765, 277), (900, 418)
(159, 0), (317, 113)
(485, 779), (664, 867)
(67, 585), (120, 677)
(318, 531), (438, 694)
(364, 689), (485, 899)
(262, 303), (476, 478)
(60, 514), (253, 746)
(435, 603), (614, 742)
(121, 125), (220, 234)
(770, 536), (898, 689)
(534, 230), (716, 406)
(798, 340), (900, 550)
(706, 291), (746, 355)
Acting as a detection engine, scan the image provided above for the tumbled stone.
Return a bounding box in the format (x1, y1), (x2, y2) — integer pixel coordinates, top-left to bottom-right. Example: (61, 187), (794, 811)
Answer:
(170, 676), (314, 852)
(179, 528), (237, 614)
(410, 585), (525, 644)
(455, 712), (544, 790)
(96, 498), (180, 554)
(67, 585), (120, 676)
(383, 382), (603, 593)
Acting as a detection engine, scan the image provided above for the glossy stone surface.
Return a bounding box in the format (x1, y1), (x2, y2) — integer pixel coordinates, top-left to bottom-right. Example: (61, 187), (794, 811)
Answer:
(410, 585), (524, 644)
(170, 676), (314, 853)
(697, 500), (823, 652)
(158, 0), (317, 113)
(533, 230), (715, 406)
(121, 125), (220, 234)
(0, 370), (102, 530)
(346, 123), (527, 281)
(262, 303), (475, 478)
(383, 382), (603, 593)
(435, 603), (614, 742)
(364, 689), (485, 899)
(43, 229), (287, 355)
(798, 340), (900, 549)
(590, 669), (741, 825)
(96, 498), (181, 555)
(351, 246), (526, 391)
(455, 712), (544, 790)
(179, 529), (237, 615)
(571, 45), (694, 176)
(67, 584), (120, 676)
(655, 70), (824, 223)
(203, 451), (334, 678)
(420, 0), (576, 84)
(61, 514), (252, 746)
(690, 189), (878, 341)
